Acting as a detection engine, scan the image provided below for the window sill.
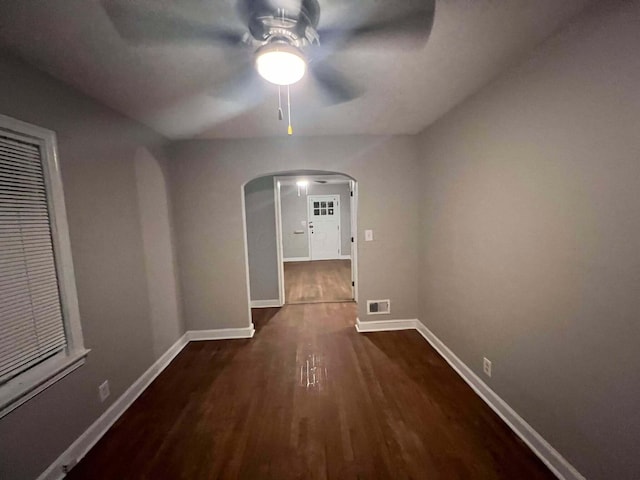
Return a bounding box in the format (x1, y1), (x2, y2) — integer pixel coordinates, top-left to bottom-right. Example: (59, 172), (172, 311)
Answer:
(0, 349), (90, 419)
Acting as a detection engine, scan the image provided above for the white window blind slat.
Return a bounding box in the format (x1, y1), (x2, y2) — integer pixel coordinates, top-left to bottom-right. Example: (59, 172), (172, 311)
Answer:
(0, 329), (38, 353)
(1, 292), (60, 322)
(0, 139), (40, 155)
(0, 248), (53, 260)
(0, 350), (41, 377)
(0, 331), (65, 363)
(0, 311), (62, 342)
(0, 266), (57, 284)
(0, 190), (45, 202)
(0, 189), (47, 198)
(0, 166), (47, 179)
(0, 151), (42, 168)
(0, 310), (63, 341)
(0, 171), (46, 183)
(0, 133), (68, 385)
(0, 345), (65, 380)
(0, 224), (50, 232)
(0, 284), (30, 302)
(0, 332), (37, 356)
(0, 150), (43, 163)
(0, 337), (38, 359)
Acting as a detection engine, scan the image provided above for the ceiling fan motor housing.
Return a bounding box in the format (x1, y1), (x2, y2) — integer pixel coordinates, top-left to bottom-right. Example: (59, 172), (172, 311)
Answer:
(239, 0), (321, 48)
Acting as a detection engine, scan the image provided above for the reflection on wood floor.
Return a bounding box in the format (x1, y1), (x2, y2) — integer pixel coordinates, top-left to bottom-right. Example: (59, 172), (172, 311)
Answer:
(67, 303), (555, 480)
(284, 259), (352, 304)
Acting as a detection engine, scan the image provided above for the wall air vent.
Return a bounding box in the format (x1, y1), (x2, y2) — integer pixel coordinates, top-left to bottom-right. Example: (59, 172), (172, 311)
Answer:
(367, 299), (391, 315)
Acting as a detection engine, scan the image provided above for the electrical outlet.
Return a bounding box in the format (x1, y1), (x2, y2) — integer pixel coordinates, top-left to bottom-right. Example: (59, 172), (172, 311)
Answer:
(364, 229), (374, 241)
(98, 380), (110, 402)
(483, 357), (492, 378)
(62, 459), (77, 474)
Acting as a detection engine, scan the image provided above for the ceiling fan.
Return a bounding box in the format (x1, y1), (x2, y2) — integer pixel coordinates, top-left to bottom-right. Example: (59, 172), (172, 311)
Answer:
(101, 0), (435, 105)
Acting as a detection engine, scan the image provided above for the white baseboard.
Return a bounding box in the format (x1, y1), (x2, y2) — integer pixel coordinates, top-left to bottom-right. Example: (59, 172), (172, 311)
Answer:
(186, 324), (255, 341)
(37, 324), (256, 480)
(284, 256), (351, 262)
(283, 256), (310, 262)
(250, 299), (281, 308)
(413, 321), (584, 480)
(37, 334), (189, 480)
(355, 317), (417, 332)
(355, 318), (584, 480)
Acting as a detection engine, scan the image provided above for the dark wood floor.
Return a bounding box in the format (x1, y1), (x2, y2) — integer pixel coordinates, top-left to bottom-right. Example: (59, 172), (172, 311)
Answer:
(67, 303), (554, 480)
(284, 259), (352, 304)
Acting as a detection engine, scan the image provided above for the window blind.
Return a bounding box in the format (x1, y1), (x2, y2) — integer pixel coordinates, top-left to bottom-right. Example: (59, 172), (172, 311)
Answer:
(0, 133), (67, 385)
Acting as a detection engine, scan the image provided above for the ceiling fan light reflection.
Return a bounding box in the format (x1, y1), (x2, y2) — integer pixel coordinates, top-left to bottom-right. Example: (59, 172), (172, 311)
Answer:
(255, 45), (306, 86)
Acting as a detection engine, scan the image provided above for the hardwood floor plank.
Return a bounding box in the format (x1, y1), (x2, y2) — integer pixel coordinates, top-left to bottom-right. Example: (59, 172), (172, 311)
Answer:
(67, 303), (555, 480)
(284, 260), (352, 304)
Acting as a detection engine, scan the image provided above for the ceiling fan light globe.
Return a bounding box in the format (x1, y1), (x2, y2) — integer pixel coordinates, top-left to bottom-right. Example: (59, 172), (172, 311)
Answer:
(255, 44), (306, 86)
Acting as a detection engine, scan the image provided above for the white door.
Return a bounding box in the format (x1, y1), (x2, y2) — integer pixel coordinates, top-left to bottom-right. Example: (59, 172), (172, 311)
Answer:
(308, 195), (341, 260)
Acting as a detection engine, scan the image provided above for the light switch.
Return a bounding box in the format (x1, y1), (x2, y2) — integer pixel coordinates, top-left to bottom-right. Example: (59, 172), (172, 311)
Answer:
(365, 229), (374, 241)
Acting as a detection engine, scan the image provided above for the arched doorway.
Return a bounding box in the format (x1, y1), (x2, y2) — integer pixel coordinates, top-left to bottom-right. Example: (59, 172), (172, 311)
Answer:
(242, 170), (359, 313)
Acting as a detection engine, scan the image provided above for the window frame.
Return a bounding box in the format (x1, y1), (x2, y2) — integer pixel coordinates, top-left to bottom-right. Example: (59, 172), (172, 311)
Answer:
(0, 114), (88, 418)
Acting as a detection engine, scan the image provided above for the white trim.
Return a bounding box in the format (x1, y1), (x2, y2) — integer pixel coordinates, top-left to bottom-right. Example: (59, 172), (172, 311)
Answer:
(338, 255), (352, 260)
(278, 176), (350, 186)
(355, 317), (416, 332)
(240, 183), (254, 339)
(273, 178), (285, 305)
(283, 256), (311, 262)
(350, 180), (359, 303)
(354, 318), (585, 480)
(250, 299), (281, 308)
(36, 334), (189, 480)
(186, 325), (255, 341)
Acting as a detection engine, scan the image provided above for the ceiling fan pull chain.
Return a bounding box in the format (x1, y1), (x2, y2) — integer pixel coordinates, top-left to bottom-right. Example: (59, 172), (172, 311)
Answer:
(278, 86), (283, 121)
(287, 85), (293, 135)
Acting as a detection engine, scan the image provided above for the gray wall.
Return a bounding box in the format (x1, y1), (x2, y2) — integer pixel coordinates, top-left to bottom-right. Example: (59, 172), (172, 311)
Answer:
(281, 182), (351, 259)
(244, 176), (279, 301)
(416, 1), (640, 479)
(168, 135), (420, 329)
(0, 55), (182, 480)
(135, 148), (184, 357)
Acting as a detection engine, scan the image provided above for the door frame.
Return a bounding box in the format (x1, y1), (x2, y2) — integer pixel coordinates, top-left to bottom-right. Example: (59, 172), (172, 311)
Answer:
(350, 180), (359, 302)
(273, 175), (358, 305)
(273, 177), (285, 305)
(307, 194), (341, 261)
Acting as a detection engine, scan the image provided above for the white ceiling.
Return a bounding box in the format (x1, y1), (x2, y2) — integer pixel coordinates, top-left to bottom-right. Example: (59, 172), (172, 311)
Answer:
(0, 0), (592, 140)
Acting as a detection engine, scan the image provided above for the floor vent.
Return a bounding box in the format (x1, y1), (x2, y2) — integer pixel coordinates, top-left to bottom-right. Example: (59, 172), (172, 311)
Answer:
(367, 299), (391, 315)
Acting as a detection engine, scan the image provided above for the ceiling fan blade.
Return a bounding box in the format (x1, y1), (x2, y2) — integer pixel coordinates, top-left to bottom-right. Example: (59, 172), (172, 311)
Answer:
(317, 0), (435, 48)
(309, 61), (362, 105)
(101, 0), (246, 46)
